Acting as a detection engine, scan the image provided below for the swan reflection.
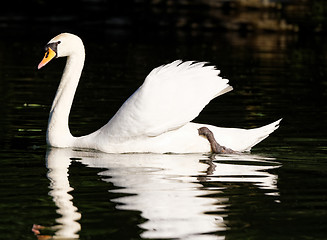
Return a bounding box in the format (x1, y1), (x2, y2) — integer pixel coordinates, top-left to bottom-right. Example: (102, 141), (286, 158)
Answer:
(34, 149), (82, 239)
(39, 148), (280, 239)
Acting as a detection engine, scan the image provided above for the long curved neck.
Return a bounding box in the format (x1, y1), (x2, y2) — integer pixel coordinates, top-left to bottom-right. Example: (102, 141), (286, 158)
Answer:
(47, 49), (85, 147)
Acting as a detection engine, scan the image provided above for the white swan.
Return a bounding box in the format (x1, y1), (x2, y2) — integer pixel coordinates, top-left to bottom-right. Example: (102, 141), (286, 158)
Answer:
(38, 33), (281, 153)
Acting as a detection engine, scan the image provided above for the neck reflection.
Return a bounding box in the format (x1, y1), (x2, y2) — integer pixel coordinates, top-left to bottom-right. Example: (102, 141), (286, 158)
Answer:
(44, 148), (81, 239)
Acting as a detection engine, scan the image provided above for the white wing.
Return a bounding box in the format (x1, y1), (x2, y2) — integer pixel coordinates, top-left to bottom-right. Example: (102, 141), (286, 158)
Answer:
(100, 60), (232, 140)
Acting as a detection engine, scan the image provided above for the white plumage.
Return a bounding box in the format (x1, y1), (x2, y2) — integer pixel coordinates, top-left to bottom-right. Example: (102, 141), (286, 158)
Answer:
(38, 33), (281, 153)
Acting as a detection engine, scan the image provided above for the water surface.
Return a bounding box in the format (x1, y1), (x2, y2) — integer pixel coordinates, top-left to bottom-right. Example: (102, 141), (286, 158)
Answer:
(0, 28), (326, 240)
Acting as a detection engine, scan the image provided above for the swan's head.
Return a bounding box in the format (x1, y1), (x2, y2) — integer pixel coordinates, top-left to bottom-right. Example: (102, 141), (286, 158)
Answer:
(38, 33), (84, 69)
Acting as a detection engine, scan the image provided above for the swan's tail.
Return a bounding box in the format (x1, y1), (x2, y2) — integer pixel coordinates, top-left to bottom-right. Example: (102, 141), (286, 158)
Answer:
(242, 118), (282, 151)
(209, 118), (282, 152)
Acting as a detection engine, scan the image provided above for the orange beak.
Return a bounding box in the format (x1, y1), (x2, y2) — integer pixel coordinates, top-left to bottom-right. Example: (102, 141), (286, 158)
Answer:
(38, 47), (56, 69)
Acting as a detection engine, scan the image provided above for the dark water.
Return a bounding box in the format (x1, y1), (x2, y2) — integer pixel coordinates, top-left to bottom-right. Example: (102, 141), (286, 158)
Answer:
(0, 27), (327, 240)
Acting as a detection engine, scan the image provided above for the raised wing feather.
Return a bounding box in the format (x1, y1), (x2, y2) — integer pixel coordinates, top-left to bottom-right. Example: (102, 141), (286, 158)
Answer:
(100, 60), (232, 141)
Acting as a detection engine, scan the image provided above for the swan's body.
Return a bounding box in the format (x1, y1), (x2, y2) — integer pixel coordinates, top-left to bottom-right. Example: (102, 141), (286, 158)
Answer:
(38, 33), (281, 153)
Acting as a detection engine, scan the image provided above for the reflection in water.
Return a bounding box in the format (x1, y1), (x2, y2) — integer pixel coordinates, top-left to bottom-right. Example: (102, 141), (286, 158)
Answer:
(41, 148), (280, 239)
(37, 149), (82, 239)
